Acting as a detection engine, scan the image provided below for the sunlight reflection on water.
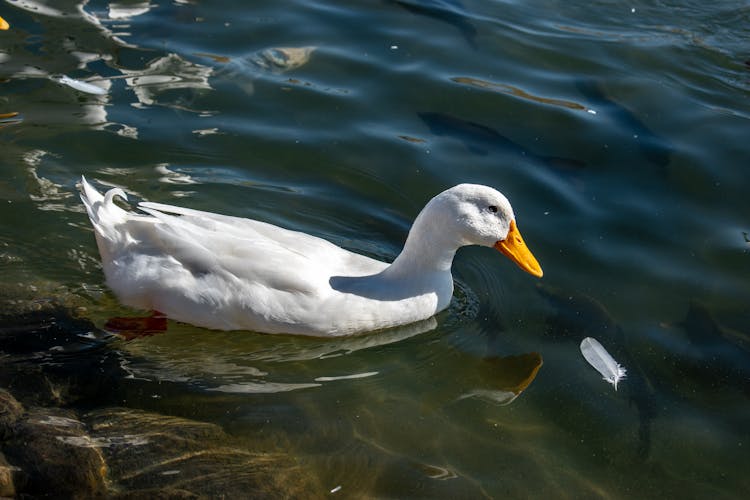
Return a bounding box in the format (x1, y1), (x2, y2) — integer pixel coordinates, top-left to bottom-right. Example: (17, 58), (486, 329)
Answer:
(0, 0), (748, 498)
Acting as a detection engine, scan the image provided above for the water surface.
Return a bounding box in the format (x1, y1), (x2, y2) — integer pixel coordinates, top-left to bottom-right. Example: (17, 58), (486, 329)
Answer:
(1, 0), (748, 497)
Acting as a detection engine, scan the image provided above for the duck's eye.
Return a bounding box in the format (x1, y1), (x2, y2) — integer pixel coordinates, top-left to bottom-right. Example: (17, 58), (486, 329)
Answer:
(488, 205), (498, 213)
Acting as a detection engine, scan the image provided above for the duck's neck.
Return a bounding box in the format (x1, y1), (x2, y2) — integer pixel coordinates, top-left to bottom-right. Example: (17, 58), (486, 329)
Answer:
(329, 210), (459, 315)
(383, 213), (462, 278)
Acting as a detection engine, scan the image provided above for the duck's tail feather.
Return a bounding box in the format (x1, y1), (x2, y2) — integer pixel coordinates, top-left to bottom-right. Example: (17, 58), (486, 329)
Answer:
(79, 175), (129, 237)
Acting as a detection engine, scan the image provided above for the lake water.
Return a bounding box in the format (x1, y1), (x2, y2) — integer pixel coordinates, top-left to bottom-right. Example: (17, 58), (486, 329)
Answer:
(1, 0), (748, 497)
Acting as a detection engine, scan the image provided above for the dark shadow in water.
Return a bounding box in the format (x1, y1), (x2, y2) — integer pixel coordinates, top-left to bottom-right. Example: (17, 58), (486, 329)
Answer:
(537, 284), (658, 459)
(0, 307), (122, 406)
(387, 0), (478, 49)
(418, 111), (587, 170)
(675, 301), (750, 398)
(576, 79), (674, 168)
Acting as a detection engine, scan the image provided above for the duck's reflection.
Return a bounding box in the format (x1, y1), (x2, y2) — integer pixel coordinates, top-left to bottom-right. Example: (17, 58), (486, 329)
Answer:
(458, 352), (543, 405)
(110, 316), (439, 393)
(0, 111), (22, 129)
(113, 318), (542, 406)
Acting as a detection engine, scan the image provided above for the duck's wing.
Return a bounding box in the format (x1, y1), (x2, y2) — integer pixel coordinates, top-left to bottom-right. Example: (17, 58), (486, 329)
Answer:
(137, 202), (387, 293)
(141, 201), (341, 251)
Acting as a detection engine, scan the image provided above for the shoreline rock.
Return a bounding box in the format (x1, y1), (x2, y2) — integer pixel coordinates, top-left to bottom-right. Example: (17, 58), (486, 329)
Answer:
(0, 305), (324, 498)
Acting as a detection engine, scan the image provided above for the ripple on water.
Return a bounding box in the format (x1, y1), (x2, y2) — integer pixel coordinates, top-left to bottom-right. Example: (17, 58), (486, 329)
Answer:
(1, 0), (749, 497)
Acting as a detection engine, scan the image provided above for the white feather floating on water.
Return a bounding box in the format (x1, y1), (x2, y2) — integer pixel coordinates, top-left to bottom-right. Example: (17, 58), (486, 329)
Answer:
(580, 337), (627, 390)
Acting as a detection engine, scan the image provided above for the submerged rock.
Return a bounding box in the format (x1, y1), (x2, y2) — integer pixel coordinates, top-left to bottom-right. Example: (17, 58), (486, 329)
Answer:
(0, 389), (24, 439)
(0, 396), (323, 498)
(0, 391), (22, 496)
(0, 395), (108, 499)
(85, 407), (324, 498)
(0, 451), (18, 498)
(112, 488), (200, 499)
(0, 304), (323, 498)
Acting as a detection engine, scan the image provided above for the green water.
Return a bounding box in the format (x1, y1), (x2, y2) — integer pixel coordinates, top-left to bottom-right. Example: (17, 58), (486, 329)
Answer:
(1, 0), (748, 497)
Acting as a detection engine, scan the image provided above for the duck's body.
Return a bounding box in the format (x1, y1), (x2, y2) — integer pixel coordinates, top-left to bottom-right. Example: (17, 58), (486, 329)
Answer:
(80, 177), (541, 336)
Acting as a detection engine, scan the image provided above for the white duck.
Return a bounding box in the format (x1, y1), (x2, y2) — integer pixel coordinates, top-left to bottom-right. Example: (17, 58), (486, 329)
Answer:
(80, 177), (542, 336)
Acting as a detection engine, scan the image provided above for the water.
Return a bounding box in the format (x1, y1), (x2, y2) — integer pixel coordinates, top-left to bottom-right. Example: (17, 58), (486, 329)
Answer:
(1, 0), (748, 497)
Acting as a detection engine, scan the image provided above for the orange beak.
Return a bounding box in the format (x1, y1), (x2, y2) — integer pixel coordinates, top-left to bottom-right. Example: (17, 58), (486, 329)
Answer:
(0, 16), (8, 30)
(494, 220), (543, 278)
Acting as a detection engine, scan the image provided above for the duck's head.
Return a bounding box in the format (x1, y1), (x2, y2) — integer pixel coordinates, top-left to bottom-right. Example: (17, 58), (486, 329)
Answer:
(423, 184), (543, 278)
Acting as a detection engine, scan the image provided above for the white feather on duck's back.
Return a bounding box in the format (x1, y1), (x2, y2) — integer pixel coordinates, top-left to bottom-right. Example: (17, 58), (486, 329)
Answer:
(79, 177), (543, 336)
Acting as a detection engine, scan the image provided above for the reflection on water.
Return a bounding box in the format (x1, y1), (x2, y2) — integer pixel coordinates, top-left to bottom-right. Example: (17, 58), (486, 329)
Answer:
(1, 0), (749, 497)
(52, 75), (108, 95)
(123, 53), (213, 109)
(459, 352), (543, 405)
(205, 45), (316, 96)
(451, 76), (595, 114)
(0, 111), (22, 129)
(115, 316), (439, 390)
(250, 46), (316, 73)
(26, 149), (80, 212)
(107, 2), (153, 20)
(0, 0), (216, 136)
